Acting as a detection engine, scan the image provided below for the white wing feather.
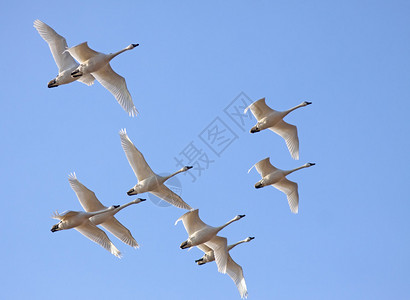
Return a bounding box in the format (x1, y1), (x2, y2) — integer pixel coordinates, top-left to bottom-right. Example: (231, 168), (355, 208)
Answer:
(205, 236), (228, 274)
(273, 178), (299, 213)
(226, 255), (248, 299)
(269, 120), (300, 160)
(151, 185), (192, 210)
(175, 209), (208, 236)
(244, 97), (274, 121)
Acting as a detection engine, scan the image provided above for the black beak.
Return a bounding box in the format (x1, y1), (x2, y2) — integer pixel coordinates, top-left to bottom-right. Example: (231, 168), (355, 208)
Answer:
(249, 237), (255, 240)
(132, 43), (139, 47)
(309, 162), (316, 166)
(47, 79), (58, 88)
(51, 225), (58, 232)
(113, 205), (120, 208)
(180, 241), (189, 249)
(238, 214), (246, 218)
(305, 101), (312, 105)
(250, 127), (260, 133)
(195, 258), (203, 263)
(255, 182), (263, 189)
(187, 166), (193, 169)
(127, 189), (135, 196)
(139, 198), (146, 201)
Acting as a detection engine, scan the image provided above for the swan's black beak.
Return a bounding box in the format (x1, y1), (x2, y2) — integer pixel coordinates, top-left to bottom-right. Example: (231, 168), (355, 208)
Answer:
(71, 70), (82, 78)
(186, 166), (193, 170)
(180, 241), (189, 249)
(139, 198), (146, 202)
(195, 258), (203, 263)
(132, 43), (139, 47)
(309, 162), (316, 166)
(255, 182), (263, 189)
(238, 214), (246, 218)
(48, 79), (58, 88)
(51, 225), (59, 232)
(113, 205), (120, 208)
(305, 101), (312, 105)
(249, 237), (255, 240)
(127, 188), (136, 196)
(250, 127), (260, 133)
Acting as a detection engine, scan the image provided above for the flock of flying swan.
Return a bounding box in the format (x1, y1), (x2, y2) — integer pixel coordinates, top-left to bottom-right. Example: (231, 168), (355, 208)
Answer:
(35, 19), (314, 299)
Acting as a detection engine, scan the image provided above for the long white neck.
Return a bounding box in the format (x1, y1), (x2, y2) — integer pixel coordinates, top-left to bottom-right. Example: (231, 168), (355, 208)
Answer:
(86, 206), (115, 217)
(163, 167), (187, 181)
(109, 47), (131, 60)
(227, 239), (248, 251)
(282, 102), (306, 118)
(113, 200), (137, 214)
(284, 164), (309, 176)
(216, 217), (239, 233)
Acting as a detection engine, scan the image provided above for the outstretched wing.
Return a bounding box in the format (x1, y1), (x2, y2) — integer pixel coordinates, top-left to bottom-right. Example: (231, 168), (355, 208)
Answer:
(151, 185), (192, 210)
(66, 41), (100, 63)
(248, 157), (278, 178)
(273, 178), (299, 214)
(77, 74), (95, 86)
(175, 209), (208, 236)
(33, 19), (77, 72)
(226, 255), (248, 299)
(244, 98), (275, 121)
(100, 217), (139, 248)
(93, 64), (138, 117)
(119, 129), (155, 181)
(269, 120), (299, 160)
(75, 221), (122, 258)
(205, 236), (228, 273)
(68, 173), (106, 212)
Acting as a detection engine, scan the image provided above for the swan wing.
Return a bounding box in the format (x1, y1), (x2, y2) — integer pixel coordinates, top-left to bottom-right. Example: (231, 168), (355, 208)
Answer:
(92, 64), (138, 117)
(68, 173), (106, 212)
(205, 236), (228, 273)
(244, 97), (275, 121)
(273, 178), (299, 214)
(33, 19), (77, 72)
(75, 221), (122, 258)
(269, 120), (299, 160)
(175, 209), (208, 235)
(77, 73), (95, 86)
(52, 210), (78, 220)
(249, 157), (278, 178)
(151, 185), (192, 210)
(119, 129), (155, 181)
(197, 243), (212, 254)
(226, 255), (248, 299)
(66, 41), (100, 63)
(100, 216), (139, 248)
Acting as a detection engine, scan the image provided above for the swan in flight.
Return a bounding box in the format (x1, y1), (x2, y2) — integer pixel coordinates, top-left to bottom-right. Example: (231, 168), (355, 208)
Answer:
(195, 237), (254, 299)
(33, 20), (95, 88)
(119, 129), (193, 210)
(249, 157), (315, 213)
(244, 98), (312, 160)
(175, 209), (246, 273)
(66, 42), (139, 116)
(51, 205), (122, 258)
(68, 172), (145, 248)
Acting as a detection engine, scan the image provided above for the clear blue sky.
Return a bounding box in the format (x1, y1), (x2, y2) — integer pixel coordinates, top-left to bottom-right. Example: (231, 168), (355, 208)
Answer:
(1, 0), (409, 299)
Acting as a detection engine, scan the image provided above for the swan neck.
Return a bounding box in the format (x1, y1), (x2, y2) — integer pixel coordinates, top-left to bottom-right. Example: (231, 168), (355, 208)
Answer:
(283, 103), (304, 116)
(227, 240), (245, 251)
(163, 169), (184, 181)
(116, 200), (136, 212)
(216, 217), (238, 232)
(88, 206), (114, 217)
(285, 165), (307, 175)
(110, 48), (129, 59)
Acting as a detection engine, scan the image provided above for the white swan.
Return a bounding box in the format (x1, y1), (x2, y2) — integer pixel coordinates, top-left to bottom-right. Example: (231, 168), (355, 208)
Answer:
(244, 98), (312, 160)
(119, 129), (192, 210)
(195, 237), (254, 299)
(33, 20), (95, 88)
(66, 42), (139, 116)
(249, 157), (315, 213)
(51, 205), (122, 258)
(175, 209), (246, 273)
(68, 172), (145, 248)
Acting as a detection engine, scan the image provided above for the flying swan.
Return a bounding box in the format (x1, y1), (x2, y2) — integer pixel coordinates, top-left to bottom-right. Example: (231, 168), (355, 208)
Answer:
(68, 172), (145, 248)
(195, 237), (254, 299)
(66, 42), (139, 116)
(249, 157), (315, 214)
(33, 19), (95, 88)
(51, 205), (122, 258)
(175, 209), (245, 273)
(119, 129), (193, 210)
(244, 98), (312, 160)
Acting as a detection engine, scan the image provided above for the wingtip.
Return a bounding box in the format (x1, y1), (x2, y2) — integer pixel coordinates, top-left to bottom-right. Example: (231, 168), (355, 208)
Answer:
(68, 172), (77, 180)
(119, 128), (127, 136)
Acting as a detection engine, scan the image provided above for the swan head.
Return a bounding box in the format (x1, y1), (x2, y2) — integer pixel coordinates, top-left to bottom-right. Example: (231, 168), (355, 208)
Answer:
(127, 184), (141, 196)
(50, 223), (62, 232)
(180, 239), (192, 249)
(303, 101), (312, 106)
(127, 44), (139, 50)
(133, 198), (146, 204)
(250, 125), (260, 133)
(255, 181), (264, 189)
(245, 236), (255, 242)
(48, 78), (59, 88)
(195, 257), (206, 265)
(305, 162), (315, 167)
(183, 166), (193, 171)
(235, 214), (246, 221)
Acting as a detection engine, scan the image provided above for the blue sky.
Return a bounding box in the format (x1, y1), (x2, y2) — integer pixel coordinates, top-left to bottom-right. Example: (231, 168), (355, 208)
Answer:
(1, 0), (410, 299)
